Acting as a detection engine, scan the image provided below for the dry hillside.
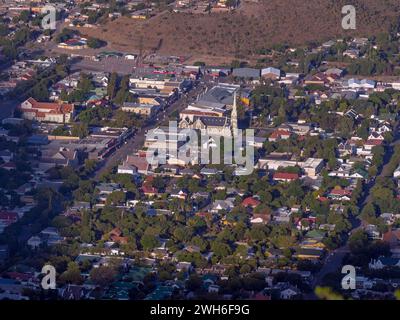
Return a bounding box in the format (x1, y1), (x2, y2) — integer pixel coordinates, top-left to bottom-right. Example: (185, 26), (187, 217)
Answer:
(79, 0), (400, 63)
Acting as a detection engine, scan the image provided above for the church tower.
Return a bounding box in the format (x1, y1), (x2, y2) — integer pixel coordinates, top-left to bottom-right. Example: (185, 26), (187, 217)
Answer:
(231, 91), (238, 132)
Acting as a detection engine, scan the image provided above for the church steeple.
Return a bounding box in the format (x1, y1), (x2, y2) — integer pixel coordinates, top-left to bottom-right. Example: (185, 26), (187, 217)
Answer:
(231, 91), (238, 132)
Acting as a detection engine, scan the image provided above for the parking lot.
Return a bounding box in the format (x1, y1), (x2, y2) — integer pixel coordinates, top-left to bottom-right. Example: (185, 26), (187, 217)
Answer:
(70, 56), (137, 75)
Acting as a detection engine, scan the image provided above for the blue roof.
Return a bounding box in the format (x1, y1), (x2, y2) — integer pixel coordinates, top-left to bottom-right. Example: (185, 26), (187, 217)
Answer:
(379, 257), (400, 266)
(27, 135), (49, 145)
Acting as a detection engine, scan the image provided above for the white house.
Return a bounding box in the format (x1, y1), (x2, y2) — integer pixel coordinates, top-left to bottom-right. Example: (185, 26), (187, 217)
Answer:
(208, 284), (220, 293)
(117, 164), (138, 175)
(346, 79), (376, 90)
(261, 67), (281, 80)
(27, 236), (42, 248)
(0, 150), (13, 162)
(394, 165), (400, 179)
(280, 287), (300, 300)
(356, 276), (374, 290)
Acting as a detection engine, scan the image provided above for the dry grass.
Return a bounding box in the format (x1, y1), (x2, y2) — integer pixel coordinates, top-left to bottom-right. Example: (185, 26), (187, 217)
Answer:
(78, 0), (400, 64)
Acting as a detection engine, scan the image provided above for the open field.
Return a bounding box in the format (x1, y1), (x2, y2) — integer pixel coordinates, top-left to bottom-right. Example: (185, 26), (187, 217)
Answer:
(75, 0), (400, 64)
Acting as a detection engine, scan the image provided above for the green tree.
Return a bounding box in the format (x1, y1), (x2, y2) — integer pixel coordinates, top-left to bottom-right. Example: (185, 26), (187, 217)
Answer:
(71, 123), (89, 138)
(140, 234), (160, 250)
(77, 73), (94, 94)
(60, 262), (83, 284)
(114, 75), (130, 105)
(349, 230), (369, 253)
(32, 82), (50, 101)
(90, 266), (116, 286)
(87, 37), (105, 49)
(211, 241), (232, 258)
(107, 72), (118, 99)
(106, 190), (126, 206)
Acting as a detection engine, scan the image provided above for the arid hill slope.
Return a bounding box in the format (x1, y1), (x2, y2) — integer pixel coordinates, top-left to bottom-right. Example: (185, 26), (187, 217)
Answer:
(80, 0), (400, 63)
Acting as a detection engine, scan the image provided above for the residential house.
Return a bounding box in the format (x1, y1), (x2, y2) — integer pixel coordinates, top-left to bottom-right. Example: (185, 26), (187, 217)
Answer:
(58, 284), (94, 300)
(369, 257), (400, 270)
(241, 197), (261, 209)
(0, 245), (9, 264)
(343, 49), (360, 59)
(39, 147), (79, 171)
(250, 213), (271, 224)
(356, 276), (375, 290)
(365, 224), (382, 240)
(368, 132), (385, 141)
(294, 248), (324, 260)
(279, 285), (301, 300)
(346, 79), (376, 90)
(142, 185), (159, 198)
(27, 227), (64, 248)
(96, 183), (123, 206)
(118, 155), (151, 175)
(381, 213), (396, 225)
(272, 172), (299, 182)
(338, 141), (356, 157)
(268, 129), (291, 142)
(170, 189), (188, 200)
(0, 211), (18, 233)
(327, 187), (352, 201)
(0, 150), (13, 162)
(261, 67), (281, 80)
(393, 165), (400, 179)
(210, 199), (235, 214)
(272, 207), (292, 224)
(247, 136), (267, 149)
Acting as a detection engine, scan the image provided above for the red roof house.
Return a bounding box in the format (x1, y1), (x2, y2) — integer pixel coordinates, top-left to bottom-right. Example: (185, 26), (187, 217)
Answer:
(142, 185), (158, 197)
(273, 172), (299, 182)
(0, 211), (18, 225)
(19, 98), (74, 123)
(327, 188), (352, 201)
(241, 197), (261, 208)
(268, 129), (292, 142)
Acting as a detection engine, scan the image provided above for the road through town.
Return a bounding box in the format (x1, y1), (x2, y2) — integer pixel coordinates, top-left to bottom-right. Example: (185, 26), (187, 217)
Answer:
(306, 121), (400, 299)
(93, 80), (210, 179)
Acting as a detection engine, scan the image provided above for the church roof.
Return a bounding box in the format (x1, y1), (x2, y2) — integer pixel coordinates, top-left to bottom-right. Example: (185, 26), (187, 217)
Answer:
(194, 116), (230, 127)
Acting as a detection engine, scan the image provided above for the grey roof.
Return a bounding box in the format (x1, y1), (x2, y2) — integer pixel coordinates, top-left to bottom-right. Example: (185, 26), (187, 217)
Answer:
(232, 68), (260, 79)
(193, 100), (226, 110)
(200, 168), (219, 175)
(180, 168), (194, 175)
(0, 150), (12, 156)
(212, 199), (234, 210)
(191, 191), (210, 199)
(97, 183), (121, 193)
(123, 102), (156, 109)
(199, 86), (236, 105)
(72, 201), (91, 210)
(194, 116), (229, 127)
(254, 136), (267, 143)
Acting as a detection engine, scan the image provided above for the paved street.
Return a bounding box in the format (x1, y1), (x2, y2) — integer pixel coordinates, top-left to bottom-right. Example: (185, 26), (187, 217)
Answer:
(93, 81), (209, 179)
(306, 121), (400, 299)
